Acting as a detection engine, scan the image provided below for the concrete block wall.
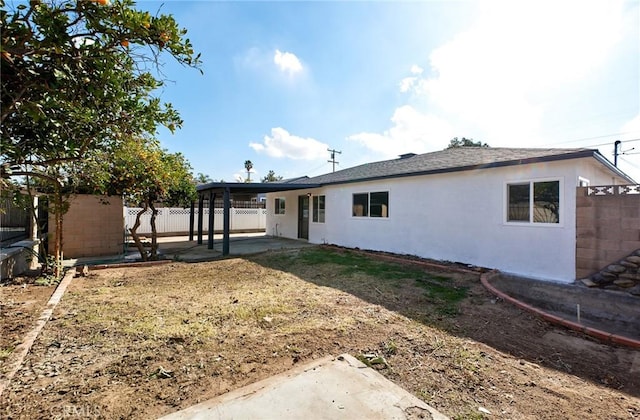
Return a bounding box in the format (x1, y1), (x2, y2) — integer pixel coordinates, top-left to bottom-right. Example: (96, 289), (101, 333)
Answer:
(49, 195), (124, 258)
(576, 186), (640, 279)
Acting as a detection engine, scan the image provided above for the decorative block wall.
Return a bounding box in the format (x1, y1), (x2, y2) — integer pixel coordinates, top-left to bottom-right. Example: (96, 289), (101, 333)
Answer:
(49, 195), (124, 258)
(576, 185), (640, 279)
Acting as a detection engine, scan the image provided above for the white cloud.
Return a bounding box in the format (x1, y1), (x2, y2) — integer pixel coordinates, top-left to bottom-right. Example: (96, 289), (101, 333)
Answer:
(359, 0), (627, 155)
(348, 106), (454, 157)
(620, 114), (640, 141)
(274, 49), (303, 75)
(400, 65), (424, 92)
(250, 127), (328, 160)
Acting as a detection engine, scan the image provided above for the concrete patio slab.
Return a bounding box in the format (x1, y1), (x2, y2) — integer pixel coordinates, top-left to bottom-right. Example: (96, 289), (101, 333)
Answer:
(159, 354), (448, 420)
(62, 234), (315, 267)
(159, 234), (315, 262)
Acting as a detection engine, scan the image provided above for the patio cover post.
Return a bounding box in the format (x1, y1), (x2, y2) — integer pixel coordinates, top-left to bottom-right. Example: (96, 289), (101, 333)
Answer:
(223, 187), (231, 256)
(208, 192), (215, 249)
(197, 194), (204, 245)
(188, 200), (195, 241)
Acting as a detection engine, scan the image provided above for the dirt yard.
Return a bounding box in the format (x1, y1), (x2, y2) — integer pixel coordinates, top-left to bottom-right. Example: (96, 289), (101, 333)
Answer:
(1, 246), (639, 419)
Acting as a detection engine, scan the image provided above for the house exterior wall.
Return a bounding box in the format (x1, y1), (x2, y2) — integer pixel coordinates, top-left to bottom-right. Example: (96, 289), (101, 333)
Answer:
(266, 157), (629, 283)
(49, 195), (124, 258)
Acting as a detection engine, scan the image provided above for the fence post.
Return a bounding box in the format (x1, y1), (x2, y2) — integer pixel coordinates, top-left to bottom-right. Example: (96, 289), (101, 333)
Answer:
(189, 201), (195, 241)
(197, 195), (204, 244)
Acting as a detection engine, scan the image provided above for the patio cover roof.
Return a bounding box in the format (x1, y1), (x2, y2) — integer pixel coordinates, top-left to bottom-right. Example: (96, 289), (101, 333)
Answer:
(195, 181), (320, 195)
(193, 182), (320, 255)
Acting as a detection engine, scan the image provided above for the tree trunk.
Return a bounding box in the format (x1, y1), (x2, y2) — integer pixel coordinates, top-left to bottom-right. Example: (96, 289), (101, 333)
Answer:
(149, 202), (159, 260)
(52, 187), (64, 278)
(129, 203), (149, 261)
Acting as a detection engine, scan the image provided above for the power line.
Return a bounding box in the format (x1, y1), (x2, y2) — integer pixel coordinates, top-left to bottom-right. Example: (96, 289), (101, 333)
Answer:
(618, 156), (640, 170)
(541, 132), (640, 147)
(579, 138), (640, 149)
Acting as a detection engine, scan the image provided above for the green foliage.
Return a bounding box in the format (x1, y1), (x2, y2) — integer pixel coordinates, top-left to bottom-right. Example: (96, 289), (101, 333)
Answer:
(195, 173), (213, 184)
(78, 136), (196, 206)
(261, 170), (283, 183)
(1, 0), (201, 175)
(244, 160), (253, 182)
(446, 137), (489, 149)
(0, 0), (201, 269)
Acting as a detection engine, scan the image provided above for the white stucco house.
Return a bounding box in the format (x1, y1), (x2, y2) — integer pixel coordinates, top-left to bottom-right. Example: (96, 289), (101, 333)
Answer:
(263, 147), (635, 283)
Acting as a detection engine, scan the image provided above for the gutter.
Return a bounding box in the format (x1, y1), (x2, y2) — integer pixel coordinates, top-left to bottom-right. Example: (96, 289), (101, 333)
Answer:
(591, 150), (637, 184)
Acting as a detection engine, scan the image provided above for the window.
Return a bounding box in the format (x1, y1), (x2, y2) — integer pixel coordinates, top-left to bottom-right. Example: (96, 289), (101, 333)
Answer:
(275, 198), (285, 215)
(352, 191), (389, 218)
(370, 192), (389, 217)
(507, 180), (560, 224)
(312, 195), (325, 223)
(352, 193), (368, 217)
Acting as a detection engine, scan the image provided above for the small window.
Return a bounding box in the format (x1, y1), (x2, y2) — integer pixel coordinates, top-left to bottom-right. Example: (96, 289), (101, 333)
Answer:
(370, 192), (388, 217)
(533, 181), (559, 223)
(352, 193), (368, 217)
(312, 195), (325, 223)
(507, 180), (560, 224)
(352, 192), (389, 218)
(508, 183), (530, 222)
(275, 198), (285, 215)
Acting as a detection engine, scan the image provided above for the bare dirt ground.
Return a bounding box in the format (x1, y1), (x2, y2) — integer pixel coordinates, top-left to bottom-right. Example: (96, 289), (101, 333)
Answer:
(1, 246), (639, 419)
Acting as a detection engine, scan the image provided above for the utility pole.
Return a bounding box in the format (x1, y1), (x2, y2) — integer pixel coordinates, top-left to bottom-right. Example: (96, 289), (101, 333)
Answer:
(327, 148), (342, 172)
(614, 140), (621, 167)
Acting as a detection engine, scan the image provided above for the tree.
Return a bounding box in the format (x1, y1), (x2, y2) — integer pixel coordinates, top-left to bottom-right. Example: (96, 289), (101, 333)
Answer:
(78, 136), (196, 261)
(244, 160), (253, 182)
(195, 173), (213, 184)
(261, 170), (283, 183)
(446, 137), (489, 149)
(0, 0), (201, 274)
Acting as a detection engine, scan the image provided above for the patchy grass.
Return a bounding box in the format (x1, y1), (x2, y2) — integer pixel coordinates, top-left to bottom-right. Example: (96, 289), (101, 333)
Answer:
(2, 247), (638, 420)
(0, 347), (14, 361)
(274, 247), (468, 319)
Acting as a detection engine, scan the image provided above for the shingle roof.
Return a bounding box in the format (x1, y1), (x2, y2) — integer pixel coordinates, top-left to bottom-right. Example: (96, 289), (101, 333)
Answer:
(295, 147), (614, 185)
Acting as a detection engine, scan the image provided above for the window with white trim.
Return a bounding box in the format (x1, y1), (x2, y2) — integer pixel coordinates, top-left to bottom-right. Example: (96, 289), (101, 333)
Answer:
(312, 195), (325, 223)
(352, 191), (388, 218)
(275, 198), (286, 215)
(507, 180), (560, 223)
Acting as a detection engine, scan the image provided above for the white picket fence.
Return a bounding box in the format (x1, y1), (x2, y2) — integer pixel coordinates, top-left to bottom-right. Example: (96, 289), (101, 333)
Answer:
(124, 207), (267, 235)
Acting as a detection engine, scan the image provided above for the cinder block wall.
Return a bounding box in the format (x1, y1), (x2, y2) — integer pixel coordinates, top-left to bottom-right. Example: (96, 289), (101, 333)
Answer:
(576, 187), (640, 279)
(49, 195), (124, 258)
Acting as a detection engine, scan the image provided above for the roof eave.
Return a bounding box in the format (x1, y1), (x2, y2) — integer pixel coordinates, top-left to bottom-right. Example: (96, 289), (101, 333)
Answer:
(591, 150), (637, 184)
(317, 150), (601, 186)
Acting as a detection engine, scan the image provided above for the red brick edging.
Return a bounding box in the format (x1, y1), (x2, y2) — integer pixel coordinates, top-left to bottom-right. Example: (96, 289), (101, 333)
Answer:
(481, 271), (640, 349)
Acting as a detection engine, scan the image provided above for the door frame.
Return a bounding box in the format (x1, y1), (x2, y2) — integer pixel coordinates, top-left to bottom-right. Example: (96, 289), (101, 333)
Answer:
(297, 195), (309, 240)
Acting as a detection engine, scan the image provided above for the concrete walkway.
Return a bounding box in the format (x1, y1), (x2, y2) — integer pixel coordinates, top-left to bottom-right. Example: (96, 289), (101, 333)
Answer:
(159, 354), (448, 420)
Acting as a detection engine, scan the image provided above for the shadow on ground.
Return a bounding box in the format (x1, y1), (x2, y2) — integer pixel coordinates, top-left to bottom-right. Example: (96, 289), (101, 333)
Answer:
(248, 245), (640, 399)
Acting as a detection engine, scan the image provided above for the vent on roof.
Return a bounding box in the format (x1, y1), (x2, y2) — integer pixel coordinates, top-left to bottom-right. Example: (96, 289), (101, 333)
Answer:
(399, 153), (417, 159)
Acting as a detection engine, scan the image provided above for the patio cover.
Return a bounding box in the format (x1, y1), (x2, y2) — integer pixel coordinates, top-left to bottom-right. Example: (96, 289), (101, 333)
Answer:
(193, 182), (319, 255)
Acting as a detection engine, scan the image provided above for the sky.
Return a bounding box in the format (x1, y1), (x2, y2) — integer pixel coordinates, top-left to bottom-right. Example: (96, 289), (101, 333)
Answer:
(142, 0), (640, 183)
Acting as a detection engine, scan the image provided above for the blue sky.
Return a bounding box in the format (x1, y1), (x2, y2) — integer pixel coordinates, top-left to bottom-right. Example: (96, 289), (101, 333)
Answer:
(144, 0), (640, 182)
